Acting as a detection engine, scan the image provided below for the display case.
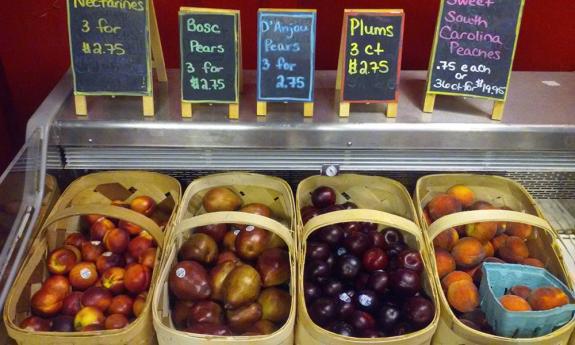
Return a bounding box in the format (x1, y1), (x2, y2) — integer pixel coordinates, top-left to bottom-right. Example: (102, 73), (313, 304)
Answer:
(0, 68), (574, 309)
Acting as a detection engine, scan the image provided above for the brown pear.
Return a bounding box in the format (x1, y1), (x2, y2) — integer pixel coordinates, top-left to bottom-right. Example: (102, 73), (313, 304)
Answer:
(195, 224), (229, 243)
(226, 302), (263, 333)
(171, 300), (195, 330)
(178, 234), (219, 264)
(202, 187), (241, 213)
(169, 261), (211, 301)
(266, 232), (288, 249)
(247, 319), (279, 335)
(223, 231), (238, 252)
(256, 248), (290, 287)
(187, 301), (223, 326)
(223, 265), (262, 309)
(235, 226), (270, 260)
(258, 287), (291, 323)
(209, 261), (238, 301)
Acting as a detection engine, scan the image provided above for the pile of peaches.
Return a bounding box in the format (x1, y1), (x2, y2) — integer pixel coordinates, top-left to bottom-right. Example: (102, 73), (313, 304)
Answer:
(168, 187), (292, 336)
(425, 184), (553, 333)
(19, 196), (159, 332)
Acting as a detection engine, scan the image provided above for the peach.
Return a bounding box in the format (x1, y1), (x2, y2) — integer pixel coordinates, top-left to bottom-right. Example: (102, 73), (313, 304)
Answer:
(491, 234), (508, 252)
(435, 249), (456, 278)
(130, 196), (157, 216)
(466, 222), (497, 242)
(69, 262), (99, 290)
(74, 306), (105, 331)
(128, 235), (153, 259)
(90, 217), (115, 241)
(81, 242), (104, 263)
(521, 258), (544, 268)
(500, 295), (531, 311)
(47, 247), (78, 275)
(64, 233), (87, 249)
(138, 247), (157, 270)
(447, 185), (475, 208)
(510, 285), (531, 300)
(42, 275), (71, 300)
(133, 293), (146, 317)
(498, 236), (529, 263)
(96, 252), (125, 274)
(451, 237), (486, 269)
(108, 294), (134, 317)
(19, 316), (51, 332)
(483, 241), (494, 258)
(105, 313), (129, 330)
(441, 271), (473, 291)
(61, 291), (83, 316)
(506, 222), (533, 240)
(427, 194), (462, 221)
(101, 267), (126, 294)
(103, 228), (130, 254)
(124, 263), (151, 294)
(119, 219), (142, 236)
(31, 289), (63, 317)
(528, 287), (569, 311)
(447, 280), (479, 313)
(81, 287), (113, 312)
(433, 228), (459, 251)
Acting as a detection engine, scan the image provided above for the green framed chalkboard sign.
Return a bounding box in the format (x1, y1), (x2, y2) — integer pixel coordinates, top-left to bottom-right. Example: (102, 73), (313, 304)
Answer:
(336, 9), (405, 118)
(179, 8), (241, 119)
(66, 0), (166, 116)
(423, 0), (525, 120)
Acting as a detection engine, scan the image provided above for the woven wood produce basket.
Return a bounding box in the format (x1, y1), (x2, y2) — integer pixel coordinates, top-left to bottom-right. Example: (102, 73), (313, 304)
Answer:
(296, 174), (439, 345)
(414, 174), (575, 345)
(3, 171), (181, 345)
(153, 172), (297, 344)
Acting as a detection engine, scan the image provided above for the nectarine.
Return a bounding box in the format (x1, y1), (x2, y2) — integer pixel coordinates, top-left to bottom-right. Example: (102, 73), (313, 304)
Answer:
(130, 196), (157, 216)
(101, 267), (126, 294)
(31, 289), (63, 317)
(74, 306), (105, 331)
(42, 275), (71, 300)
(108, 294), (134, 317)
(124, 263), (151, 294)
(103, 228), (130, 254)
(69, 262), (98, 290)
(47, 247), (78, 275)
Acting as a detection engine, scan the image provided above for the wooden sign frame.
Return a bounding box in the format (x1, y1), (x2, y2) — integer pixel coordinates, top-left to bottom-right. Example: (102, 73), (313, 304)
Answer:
(256, 8), (316, 118)
(423, 0), (525, 121)
(68, 0), (167, 117)
(179, 8), (242, 119)
(336, 9), (405, 118)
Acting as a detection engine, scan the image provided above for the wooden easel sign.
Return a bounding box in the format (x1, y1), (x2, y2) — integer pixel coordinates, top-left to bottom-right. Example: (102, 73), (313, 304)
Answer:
(66, 0), (166, 116)
(423, 0), (525, 121)
(256, 9), (317, 117)
(336, 9), (405, 118)
(179, 8), (241, 119)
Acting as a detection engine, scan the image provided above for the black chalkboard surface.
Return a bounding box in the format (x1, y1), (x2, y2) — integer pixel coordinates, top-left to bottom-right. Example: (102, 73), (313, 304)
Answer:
(257, 10), (316, 102)
(179, 10), (239, 103)
(340, 11), (404, 102)
(67, 0), (151, 95)
(427, 0), (524, 100)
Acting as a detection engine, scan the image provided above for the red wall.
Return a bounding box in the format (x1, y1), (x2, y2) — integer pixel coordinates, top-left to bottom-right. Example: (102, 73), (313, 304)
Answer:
(0, 0), (574, 169)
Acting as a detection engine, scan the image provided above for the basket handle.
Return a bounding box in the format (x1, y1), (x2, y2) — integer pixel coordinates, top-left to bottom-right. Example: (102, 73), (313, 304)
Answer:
(303, 209), (422, 241)
(173, 211), (293, 245)
(42, 204), (164, 247)
(427, 209), (556, 241)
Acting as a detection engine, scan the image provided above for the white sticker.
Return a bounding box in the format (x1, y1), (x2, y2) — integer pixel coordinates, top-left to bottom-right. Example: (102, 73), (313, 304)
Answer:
(80, 268), (92, 280)
(102, 252), (112, 257)
(176, 268), (186, 278)
(91, 241), (101, 246)
(542, 80), (560, 87)
(245, 225), (255, 232)
(233, 229), (241, 235)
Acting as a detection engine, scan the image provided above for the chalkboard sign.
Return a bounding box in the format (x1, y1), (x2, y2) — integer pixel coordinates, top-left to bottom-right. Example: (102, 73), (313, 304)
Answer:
(179, 9), (239, 104)
(340, 10), (404, 103)
(257, 10), (316, 102)
(67, 0), (152, 95)
(426, 0), (524, 101)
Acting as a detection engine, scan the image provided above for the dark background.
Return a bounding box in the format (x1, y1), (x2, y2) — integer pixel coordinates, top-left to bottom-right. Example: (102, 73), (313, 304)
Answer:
(0, 0), (574, 171)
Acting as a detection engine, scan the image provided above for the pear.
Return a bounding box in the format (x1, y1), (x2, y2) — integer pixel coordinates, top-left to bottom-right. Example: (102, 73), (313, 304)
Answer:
(256, 248), (290, 287)
(209, 261), (238, 301)
(258, 287), (291, 323)
(226, 302), (262, 333)
(223, 265), (262, 309)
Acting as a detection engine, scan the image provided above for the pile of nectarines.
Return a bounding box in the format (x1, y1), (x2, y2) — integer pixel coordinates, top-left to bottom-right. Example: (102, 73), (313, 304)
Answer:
(19, 195), (160, 332)
(499, 285), (570, 312)
(168, 187), (291, 336)
(426, 184), (546, 333)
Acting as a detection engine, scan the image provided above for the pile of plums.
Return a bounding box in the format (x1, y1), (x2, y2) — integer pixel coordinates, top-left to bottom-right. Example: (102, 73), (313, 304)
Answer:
(302, 186), (435, 338)
(168, 187), (291, 336)
(19, 195), (159, 332)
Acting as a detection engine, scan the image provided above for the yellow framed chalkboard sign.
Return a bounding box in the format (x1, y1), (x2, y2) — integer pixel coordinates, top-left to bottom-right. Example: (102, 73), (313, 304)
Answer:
(179, 8), (241, 119)
(66, 0), (166, 116)
(424, 0), (525, 120)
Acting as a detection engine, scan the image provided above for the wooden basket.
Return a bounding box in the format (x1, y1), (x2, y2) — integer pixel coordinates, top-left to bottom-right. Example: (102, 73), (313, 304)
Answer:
(296, 174), (438, 344)
(414, 174), (575, 345)
(153, 172), (296, 344)
(3, 171), (181, 345)
(152, 212), (296, 345)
